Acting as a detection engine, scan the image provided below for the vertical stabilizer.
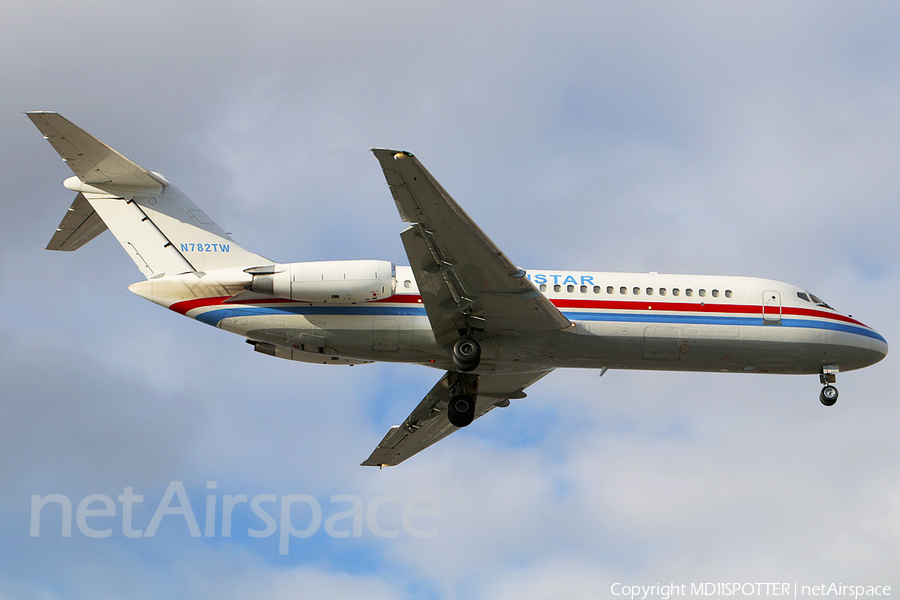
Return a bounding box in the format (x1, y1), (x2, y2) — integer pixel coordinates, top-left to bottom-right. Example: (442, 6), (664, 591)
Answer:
(28, 112), (270, 278)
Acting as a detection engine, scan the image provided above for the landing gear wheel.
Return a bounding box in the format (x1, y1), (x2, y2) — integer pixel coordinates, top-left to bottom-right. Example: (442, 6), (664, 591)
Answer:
(452, 337), (481, 372)
(448, 394), (476, 427)
(820, 385), (838, 407)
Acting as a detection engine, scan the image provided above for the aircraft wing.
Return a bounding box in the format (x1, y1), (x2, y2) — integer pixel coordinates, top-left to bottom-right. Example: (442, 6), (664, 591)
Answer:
(371, 149), (571, 347)
(361, 368), (553, 467)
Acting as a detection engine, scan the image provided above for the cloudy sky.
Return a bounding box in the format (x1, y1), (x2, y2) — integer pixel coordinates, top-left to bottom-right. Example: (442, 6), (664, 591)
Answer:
(2, 1), (899, 598)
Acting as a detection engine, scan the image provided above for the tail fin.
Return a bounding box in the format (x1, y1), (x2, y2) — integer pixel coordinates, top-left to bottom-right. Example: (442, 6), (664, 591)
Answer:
(28, 112), (270, 278)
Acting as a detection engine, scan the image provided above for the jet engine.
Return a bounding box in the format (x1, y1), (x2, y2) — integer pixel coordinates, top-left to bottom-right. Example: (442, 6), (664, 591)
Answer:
(246, 260), (396, 304)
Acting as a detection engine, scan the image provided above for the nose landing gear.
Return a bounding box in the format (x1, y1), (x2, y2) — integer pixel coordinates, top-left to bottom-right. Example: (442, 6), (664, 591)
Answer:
(819, 367), (839, 407)
(820, 385), (838, 406)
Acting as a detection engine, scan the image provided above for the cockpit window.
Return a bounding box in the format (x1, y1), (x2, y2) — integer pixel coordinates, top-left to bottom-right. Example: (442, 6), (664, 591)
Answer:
(797, 292), (810, 302)
(810, 294), (831, 309)
(807, 292), (833, 310)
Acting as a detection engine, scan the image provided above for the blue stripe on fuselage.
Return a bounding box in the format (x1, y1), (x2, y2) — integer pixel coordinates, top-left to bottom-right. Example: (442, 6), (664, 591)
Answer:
(194, 304), (427, 326)
(192, 304), (885, 344)
(560, 311), (887, 343)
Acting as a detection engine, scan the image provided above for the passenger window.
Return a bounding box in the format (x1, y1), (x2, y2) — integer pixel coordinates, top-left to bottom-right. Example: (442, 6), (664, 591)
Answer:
(712, 289), (719, 298)
(699, 289), (706, 297)
(580, 285), (587, 293)
(685, 289), (693, 297)
(725, 290), (733, 298)
(646, 287), (653, 296)
(633, 287), (640, 295)
(593, 286), (601, 294)
(540, 284), (547, 292)
(660, 288), (667, 296)
(404, 280), (412, 289)
(567, 285), (575, 293)
(620, 286), (627, 295)
(673, 288), (680, 297)
(554, 285), (561, 292)
(608, 286), (614, 294)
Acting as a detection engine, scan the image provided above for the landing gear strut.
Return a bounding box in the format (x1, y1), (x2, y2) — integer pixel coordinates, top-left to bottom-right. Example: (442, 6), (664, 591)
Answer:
(819, 367), (839, 407)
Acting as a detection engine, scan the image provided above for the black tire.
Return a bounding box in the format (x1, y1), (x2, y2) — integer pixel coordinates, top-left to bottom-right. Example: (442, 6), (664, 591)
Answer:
(820, 385), (838, 406)
(453, 337), (481, 372)
(448, 394), (476, 427)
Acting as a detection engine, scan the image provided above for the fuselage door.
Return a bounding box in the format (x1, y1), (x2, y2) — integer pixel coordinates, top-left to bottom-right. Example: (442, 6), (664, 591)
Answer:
(763, 290), (782, 322)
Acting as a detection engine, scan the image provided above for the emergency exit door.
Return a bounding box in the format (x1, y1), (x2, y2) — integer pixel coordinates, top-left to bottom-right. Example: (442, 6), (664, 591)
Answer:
(763, 290), (782, 322)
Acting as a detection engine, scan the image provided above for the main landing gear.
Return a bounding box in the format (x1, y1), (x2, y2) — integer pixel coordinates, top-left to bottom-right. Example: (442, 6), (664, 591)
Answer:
(452, 337), (481, 372)
(448, 393), (476, 427)
(446, 338), (481, 427)
(447, 369), (479, 428)
(819, 367), (839, 407)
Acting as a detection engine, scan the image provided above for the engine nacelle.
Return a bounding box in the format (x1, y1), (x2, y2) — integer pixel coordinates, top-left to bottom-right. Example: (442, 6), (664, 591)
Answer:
(247, 260), (396, 304)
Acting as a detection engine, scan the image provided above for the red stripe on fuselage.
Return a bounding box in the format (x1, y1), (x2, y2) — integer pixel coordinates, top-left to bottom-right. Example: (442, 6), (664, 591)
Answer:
(372, 295), (423, 304)
(170, 296), (230, 315)
(374, 294), (869, 328)
(550, 297), (868, 327)
(169, 295), (297, 315)
(168, 293), (872, 330)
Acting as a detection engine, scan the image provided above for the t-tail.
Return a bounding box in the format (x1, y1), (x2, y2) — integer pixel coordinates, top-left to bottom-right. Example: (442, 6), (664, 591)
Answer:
(29, 112), (396, 328)
(28, 111), (270, 278)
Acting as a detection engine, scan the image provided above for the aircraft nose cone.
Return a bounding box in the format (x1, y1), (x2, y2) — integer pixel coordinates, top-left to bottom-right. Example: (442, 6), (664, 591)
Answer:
(827, 322), (888, 372)
(856, 329), (888, 369)
(873, 335), (889, 363)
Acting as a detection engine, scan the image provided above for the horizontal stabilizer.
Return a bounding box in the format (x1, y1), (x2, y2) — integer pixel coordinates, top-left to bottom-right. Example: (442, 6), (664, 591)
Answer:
(46, 193), (108, 251)
(26, 111), (165, 188)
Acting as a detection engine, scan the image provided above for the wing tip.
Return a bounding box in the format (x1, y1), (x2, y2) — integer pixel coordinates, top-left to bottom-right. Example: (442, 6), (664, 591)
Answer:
(370, 147), (415, 159)
(24, 110), (61, 126)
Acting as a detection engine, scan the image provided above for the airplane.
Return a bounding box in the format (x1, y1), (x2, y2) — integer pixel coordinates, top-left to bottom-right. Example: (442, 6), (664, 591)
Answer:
(27, 112), (888, 467)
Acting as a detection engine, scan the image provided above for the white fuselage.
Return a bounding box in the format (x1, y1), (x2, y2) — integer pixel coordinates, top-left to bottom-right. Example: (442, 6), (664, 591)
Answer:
(129, 265), (888, 377)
